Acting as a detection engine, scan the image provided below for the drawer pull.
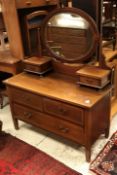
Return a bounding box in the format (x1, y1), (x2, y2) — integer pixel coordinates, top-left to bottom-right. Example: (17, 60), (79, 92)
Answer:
(45, 0), (50, 3)
(24, 112), (32, 119)
(59, 108), (67, 115)
(58, 126), (69, 133)
(25, 1), (32, 5)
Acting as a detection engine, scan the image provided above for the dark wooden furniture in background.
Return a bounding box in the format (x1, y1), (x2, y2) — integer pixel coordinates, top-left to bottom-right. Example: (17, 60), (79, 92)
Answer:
(0, 10), (4, 30)
(102, 0), (117, 118)
(0, 4), (22, 108)
(0, 5), (22, 75)
(72, 0), (101, 25)
(0, 0), (59, 60)
(72, 0), (117, 50)
(23, 10), (48, 57)
(0, 0), (59, 108)
(0, 9), (22, 108)
(0, 9), (6, 48)
(0, 51), (22, 109)
(102, 0), (117, 50)
(66, 0), (117, 117)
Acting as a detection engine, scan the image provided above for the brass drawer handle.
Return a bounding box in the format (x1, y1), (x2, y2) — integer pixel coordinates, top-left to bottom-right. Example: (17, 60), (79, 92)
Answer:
(59, 108), (67, 115)
(24, 112), (32, 119)
(58, 125), (69, 133)
(26, 1), (32, 5)
(45, 0), (50, 3)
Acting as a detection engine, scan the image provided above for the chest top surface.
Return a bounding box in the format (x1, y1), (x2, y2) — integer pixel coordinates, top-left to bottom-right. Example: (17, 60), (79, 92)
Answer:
(5, 72), (110, 108)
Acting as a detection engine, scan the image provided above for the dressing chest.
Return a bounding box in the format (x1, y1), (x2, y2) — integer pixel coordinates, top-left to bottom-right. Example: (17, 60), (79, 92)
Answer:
(5, 71), (111, 162)
(4, 6), (112, 162)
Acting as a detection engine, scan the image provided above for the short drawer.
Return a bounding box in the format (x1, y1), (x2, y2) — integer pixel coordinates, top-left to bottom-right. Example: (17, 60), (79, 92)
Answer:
(11, 88), (43, 111)
(43, 98), (84, 126)
(23, 60), (52, 74)
(79, 76), (99, 87)
(13, 104), (84, 144)
(24, 64), (41, 73)
(13, 103), (42, 123)
(16, 0), (58, 9)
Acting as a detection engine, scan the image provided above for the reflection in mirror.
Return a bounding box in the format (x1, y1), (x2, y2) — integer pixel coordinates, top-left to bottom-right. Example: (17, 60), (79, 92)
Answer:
(45, 12), (93, 62)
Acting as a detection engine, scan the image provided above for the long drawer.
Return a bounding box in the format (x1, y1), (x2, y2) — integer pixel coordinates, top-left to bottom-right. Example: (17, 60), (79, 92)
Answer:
(11, 88), (43, 112)
(13, 104), (85, 144)
(16, 0), (58, 9)
(43, 97), (84, 126)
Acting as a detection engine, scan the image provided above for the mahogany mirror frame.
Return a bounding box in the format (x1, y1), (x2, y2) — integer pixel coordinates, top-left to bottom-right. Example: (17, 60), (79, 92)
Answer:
(41, 7), (100, 63)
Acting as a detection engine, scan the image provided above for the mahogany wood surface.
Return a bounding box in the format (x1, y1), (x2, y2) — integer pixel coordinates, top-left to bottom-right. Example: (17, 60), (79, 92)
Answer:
(5, 72), (111, 162)
(76, 66), (111, 89)
(0, 0), (113, 162)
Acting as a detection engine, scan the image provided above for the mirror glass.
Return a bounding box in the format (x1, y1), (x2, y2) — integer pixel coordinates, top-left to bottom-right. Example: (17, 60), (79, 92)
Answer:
(42, 8), (99, 63)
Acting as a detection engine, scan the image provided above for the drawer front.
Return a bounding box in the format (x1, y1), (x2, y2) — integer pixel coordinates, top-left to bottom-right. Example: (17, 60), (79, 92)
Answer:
(79, 76), (99, 87)
(24, 64), (41, 73)
(24, 62), (51, 73)
(43, 98), (84, 126)
(13, 104), (84, 144)
(16, 0), (58, 9)
(11, 88), (43, 111)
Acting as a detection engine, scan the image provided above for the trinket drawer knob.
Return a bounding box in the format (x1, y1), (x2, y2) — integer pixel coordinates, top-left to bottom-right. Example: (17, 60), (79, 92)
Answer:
(26, 1), (32, 5)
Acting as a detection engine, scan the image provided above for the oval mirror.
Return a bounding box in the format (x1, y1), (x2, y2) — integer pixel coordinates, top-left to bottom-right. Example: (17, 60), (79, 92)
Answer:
(41, 8), (99, 63)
